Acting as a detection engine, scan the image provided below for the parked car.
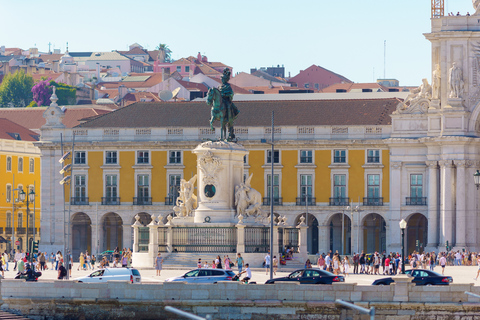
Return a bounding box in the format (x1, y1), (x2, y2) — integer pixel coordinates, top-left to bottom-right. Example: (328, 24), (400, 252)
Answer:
(74, 268), (141, 283)
(265, 268), (345, 284)
(372, 269), (453, 286)
(165, 268), (236, 283)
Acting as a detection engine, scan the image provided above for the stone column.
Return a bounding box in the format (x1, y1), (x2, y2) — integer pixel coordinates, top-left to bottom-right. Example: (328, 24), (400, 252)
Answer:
(390, 162), (402, 249)
(148, 215), (158, 254)
(439, 160), (454, 246)
(166, 225), (173, 253)
(122, 224), (132, 250)
(297, 225), (308, 255)
(454, 160), (466, 248)
(318, 225), (329, 253)
(132, 224), (139, 253)
(273, 225), (280, 257)
(236, 224), (245, 253)
(426, 160), (439, 248)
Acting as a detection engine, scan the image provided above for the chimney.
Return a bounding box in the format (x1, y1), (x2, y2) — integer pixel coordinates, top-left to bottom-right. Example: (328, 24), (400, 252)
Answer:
(96, 63), (100, 82)
(197, 52), (202, 62)
(118, 85), (127, 100)
(162, 67), (170, 81)
(53, 60), (59, 72)
(0, 46), (5, 55)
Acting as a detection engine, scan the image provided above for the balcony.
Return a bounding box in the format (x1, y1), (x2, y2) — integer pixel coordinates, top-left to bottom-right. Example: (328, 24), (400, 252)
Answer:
(329, 197), (350, 206)
(5, 228), (12, 234)
(363, 197), (383, 206)
(133, 197), (152, 205)
(17, 228), (26, 234)
(27, 227), (37, 235)
(406, 197), (427, 206)
(263, 197), (283, 206)
(101, 197), (120, 205)
(296, 197), (316, 206)
(165, 197), (176, 206)
(367, 156), (380, 163)
(71, 197), (89, 205)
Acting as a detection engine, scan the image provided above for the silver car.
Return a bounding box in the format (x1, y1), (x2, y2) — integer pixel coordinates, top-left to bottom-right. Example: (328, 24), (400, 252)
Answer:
(165, 268), (235, 283)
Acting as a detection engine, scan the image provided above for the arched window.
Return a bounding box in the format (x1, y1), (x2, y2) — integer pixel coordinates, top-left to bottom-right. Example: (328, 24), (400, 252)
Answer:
(6, 212), (11, 228)
(29, 158), (34, 173)
(6, 157), (11, 171)
(18, 158), (23, 172)
(17, 212), (23, 228)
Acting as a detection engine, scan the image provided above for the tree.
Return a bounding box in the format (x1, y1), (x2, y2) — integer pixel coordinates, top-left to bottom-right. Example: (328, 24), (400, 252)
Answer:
(32, 78), (53, 106)
(0, 70), (34, 108)
(156, 43), (172, 63)
(50, 81), (76, 105)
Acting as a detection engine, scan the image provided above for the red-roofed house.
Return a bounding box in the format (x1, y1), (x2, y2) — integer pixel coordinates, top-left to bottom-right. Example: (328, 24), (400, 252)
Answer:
(288, 64), (352, 90)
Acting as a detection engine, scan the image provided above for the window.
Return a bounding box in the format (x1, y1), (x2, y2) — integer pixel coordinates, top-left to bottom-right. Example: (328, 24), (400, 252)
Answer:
(17, 212), (22, 228)
(106, 175), (117, 199)
(304, 83), (310, 88)
(6, 185), (11, 203)
(410, 174), (423, 198)
(367, 150), (380, 163)
(75, 151), (86, 164)
(267, 174), (279, 199)
(267, 150), (280, 164)
(74, 175), (86, 200)
(105, 151), (117, 164)
(244, 155), (247, 164)
(18, 158), (23, 172)
(185, 66), (190, 73)
(6, 157), (11, 171)
(28, 212), (33, 228)
(168, 175), (181, 204)
(6, 212), (11, 228)
(29, 158), (35, 173)
(176, 66), (181, 72)
(169, 151), (181, 164)
(334, 150), (346, 163)
(300, 174), (312, 198)
(367, 174), (380, 198)
(314, 83), (319, 90)
(137, 151), (149, 164)
(137, 174), (149, 199)
(300, 150), (312, 163)
(333, 174), (346, 198)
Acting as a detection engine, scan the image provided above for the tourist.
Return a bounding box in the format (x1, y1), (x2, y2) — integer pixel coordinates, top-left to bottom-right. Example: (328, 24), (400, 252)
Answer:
(197, 258), (202, 268)
(2, 252), (8, 272)
(17, 258), (24, 274)
(215, 255), (222, 269)
(439, 254), (447, 275)
(91, 255), (96, 269)
(55, 251), (61, 270)
(224, 255), (232, 271)
(359, 253), (365, 274)
(264, 253), (271, 275)
(58, 261), (67, 280)
(86, 252), (92, 270)
(203, 261), (208, 268)
(475, 255), (480, 280)
(352, 253), (359, 274)
(239, 263), (251, 283)
(78, 253), (85, 271)
(211, 260), (216, 268)
(236, 253), (244, 273)
(317, 254), (325, 270)
(14, 250), (21, 271)
(343, 256), (350, 276)
(429, 254), (435, 271)
(121, 252), (128, 268)
(332, 255), (340, 275)
(50, 252), (55, 270)
(155, 252), (163, 276)
(305, 259), (312, 269)
(39, 252), (46, 271)
(325, 254), (332, 272)
(273, 255), (278, 275)
(373, 253), (380, 275)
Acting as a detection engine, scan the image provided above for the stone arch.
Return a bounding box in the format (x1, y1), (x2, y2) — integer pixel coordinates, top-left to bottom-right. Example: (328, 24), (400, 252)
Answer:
(467, 100), (480, 136)
(101, 212), (123, 253)
(361, 213), (386, 253)
(405, 212), (428, 254)
(71, 212), (92, 261)
(294, 213), (319, 254)
(327, 212), (352, 255)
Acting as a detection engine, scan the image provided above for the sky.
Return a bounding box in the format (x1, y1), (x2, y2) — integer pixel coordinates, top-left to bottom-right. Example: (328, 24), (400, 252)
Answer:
(0, 0), (476, 86)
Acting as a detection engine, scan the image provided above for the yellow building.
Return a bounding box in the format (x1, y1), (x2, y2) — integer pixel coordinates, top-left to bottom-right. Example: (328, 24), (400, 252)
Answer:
(37, 97), (398, 257)
(0, 119), (41, 253)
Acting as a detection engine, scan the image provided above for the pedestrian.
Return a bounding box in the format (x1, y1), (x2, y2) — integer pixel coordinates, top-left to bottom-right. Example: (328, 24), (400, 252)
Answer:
(273, 255), (278, 275)
(236, 253), (244, 273)
(224, 255), (232, 271)
(333, 255), (340, 275)
(439, 254), (447, 275)
(58, 261), (67, 280)
(215, 255), (222, 269)
(325, 254), (332, 272)
(2, 252), (8, 272)
(359, 253), (366, 274)
(197, 258), (202, 268)
(14, 250), (21, 271)
(475, 254), (480, 280)
(203, 261), (209, 268)
(50, 252), (55, 270)
(78, 253), (85, 271)
(264, 252), (271, 275)
(343, 256), (350, 276)
(155, 252), (163, 276)
(317, 254), (325, 270)
(86, 252), (92, 270)
(211, 260), (216, 268)
(305, 259), (312, 269)
(121, 252), (128, 268)
(91, 255), (96, 269)
(39, 252), (46, 271)
(55, 251), (61, 270)
(17, 258), (24, 274)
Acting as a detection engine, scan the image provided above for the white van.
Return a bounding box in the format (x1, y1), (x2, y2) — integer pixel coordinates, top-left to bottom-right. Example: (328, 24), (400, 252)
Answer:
(74, 268), (141, 283)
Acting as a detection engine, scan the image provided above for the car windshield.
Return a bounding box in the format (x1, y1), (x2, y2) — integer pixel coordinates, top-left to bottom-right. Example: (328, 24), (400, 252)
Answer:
(184, 270), (200, 277)
(289, 270), (303, 278)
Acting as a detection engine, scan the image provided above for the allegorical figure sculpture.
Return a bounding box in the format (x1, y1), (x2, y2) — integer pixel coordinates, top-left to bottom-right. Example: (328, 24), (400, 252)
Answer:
(474, 0), (480, 15)
(404, 78), (432, 105)
(206, 68), (239, 141)
(235, 174), (263, 217)
(448, 62), (464, 99)
(173, 175), (197, 217)
(432, 64), (441, 100)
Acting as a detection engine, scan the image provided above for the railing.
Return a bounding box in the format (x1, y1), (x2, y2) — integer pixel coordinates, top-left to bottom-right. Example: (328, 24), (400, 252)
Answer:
(71, 197), (89, 205)
(262, 197), (283, 206)
(158, 227), (168, 252)
(0, 227), (3, 234)
(329, 197), (350, 206)
(101, 197), (120, 205)
(5, 227), (12, 234)
(245, 227), (269, 253)
(278, 228), (284, 253)
(363, 197), (383, 206)
(171, 227), (237, 253)
(283, 228), (299, 253)
(300, 156), (312, 163)
(17, 228), (26, 234)
(406, 197), (427, 205)
(165, 197), (176, 206)
(138, 227), (149, 252)
(333, 156), (346, 163)
(296, 197), (316, 206)
(367, 156), (380, 163)
(27, 228), (36, 235)
(133, 197), (152, 205)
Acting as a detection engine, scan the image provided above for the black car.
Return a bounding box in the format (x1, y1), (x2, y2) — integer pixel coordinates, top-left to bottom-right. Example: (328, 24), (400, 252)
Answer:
(265, 268), (345, 284)
(372, 269), (453, 286)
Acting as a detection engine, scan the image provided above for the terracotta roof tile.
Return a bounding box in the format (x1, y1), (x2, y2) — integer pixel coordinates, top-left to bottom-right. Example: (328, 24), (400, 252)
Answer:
(0, 118), (39, 141)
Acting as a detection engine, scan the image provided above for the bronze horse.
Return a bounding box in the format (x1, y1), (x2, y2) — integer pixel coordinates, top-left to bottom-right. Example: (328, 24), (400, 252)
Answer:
(207, 87), (236, 140)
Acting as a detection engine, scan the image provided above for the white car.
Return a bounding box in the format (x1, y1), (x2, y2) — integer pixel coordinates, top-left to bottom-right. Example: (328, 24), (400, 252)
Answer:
(74, 268), (141, 283)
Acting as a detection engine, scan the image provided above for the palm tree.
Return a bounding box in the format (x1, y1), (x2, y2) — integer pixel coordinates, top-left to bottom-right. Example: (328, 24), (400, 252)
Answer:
(156, 43), (172, 63)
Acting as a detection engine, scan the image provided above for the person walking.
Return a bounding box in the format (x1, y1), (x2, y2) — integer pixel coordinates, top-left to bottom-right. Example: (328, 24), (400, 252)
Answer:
(273, 255), (278, 275)
(264, 253), (271, 275)
(353, 253), (359, 274)
(439, 254), (447, 275)
(343, 256), (350, 276)
(91, 255), (96, 270)
(197, 258), (202, 268)
(317, 255), (325, 270)
(2, 252), (8, 272)
(155, 252), (163, 276)
(474, 254), (480, 280)
(224, 255), (232, 271)
(86, 252), (92, 270)
(39, 252), (46, 271)
(236, 253), (244, 273)
(215, 255), (222, 269)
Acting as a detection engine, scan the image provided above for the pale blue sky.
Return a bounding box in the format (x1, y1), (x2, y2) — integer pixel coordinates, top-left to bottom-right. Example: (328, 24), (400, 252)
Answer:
(0, 0), (475, 86)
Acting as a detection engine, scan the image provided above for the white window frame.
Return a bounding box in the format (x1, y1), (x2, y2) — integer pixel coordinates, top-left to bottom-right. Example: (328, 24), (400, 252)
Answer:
(266, 149), (281, 164)
(363, 169), (383, 199)
(410, 173), (424, 198)
(135, 173), (150, 198)
(137, 150), (150, 164)
(29, 158), (35, 173)
(332, 150), (347, 164)
(18, 157), (23, 173)
(74, 151), (87, 165)
(6, 184), (12, 203)
(299, 150), (314, 164)
(105, 151), (118, 165)
(74, 174), (87, 200)
(6, 156), (12, 172)
(264, 170), (282, 200)
(104, 173), (119, 200)
(366, 149), (381, 164)
(168, 150), (182, 165)
(330, 170), (349, 200)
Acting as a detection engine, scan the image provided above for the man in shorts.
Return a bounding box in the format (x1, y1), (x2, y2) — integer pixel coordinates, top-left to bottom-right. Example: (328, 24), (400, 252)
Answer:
(236, 253), (244, 273)
(374, 253), (380, 275)
(439, 254), (447, 275)
(264, 253), (271, 275)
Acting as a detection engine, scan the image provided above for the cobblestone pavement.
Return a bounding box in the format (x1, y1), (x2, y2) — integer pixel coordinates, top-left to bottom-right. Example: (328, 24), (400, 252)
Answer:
(3, 263), (480, 285)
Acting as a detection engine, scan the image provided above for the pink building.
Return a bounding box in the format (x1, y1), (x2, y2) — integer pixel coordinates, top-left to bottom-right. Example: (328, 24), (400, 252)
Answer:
(154, 52), (231, 79)
(288, 64), (352, 91)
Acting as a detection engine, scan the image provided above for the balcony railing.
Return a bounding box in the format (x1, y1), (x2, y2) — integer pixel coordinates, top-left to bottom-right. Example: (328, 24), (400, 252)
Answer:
(165, 197), (177, 206)
(262, 197), (283, 206)
(329, 197), (350, 206)
(333, 157), (346, 163)
(133, 197), (152, 205)
(71, 197), (89, 205)
(406, 197), (427, 205)
(296, 197), (316, 206)
(27, 227), (37, 235)
(5, 227), (12, 234)
(17, 228), (26, 234)
(367, 156), (380, 163)
(101, 197), (120, 205)
(363, 197), (383, 206)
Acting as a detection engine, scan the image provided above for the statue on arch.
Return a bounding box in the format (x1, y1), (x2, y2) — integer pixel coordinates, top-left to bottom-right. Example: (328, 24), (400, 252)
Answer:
(173, 175), (197, 217)
(448, 62), (464, 99)
(235, 173), (263, 217)
(404, 78), (432, 106)
(432, 64), (441, 100)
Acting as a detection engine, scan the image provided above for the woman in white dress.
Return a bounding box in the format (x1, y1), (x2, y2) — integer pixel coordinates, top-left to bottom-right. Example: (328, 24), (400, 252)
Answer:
(343, 256), (350, 276)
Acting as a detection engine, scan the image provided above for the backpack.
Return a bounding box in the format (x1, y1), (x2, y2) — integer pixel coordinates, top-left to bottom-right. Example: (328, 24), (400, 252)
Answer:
(60, 267), (67, 277)
(413, 261), (417, 268)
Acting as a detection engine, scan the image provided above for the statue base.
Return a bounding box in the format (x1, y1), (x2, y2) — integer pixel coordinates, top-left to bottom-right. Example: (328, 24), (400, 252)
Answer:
(429, 99), (440, 109)
(446, 98), (463, 108)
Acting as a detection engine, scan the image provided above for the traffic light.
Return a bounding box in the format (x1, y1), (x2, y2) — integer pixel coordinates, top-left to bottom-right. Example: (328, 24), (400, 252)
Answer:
(446, 241), (449, 252)
(32, 240), (39, 254)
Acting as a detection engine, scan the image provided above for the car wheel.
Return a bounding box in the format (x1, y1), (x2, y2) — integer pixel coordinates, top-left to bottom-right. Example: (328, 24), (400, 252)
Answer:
(425, 283), (433, 286)
(377, 282), (387, 286)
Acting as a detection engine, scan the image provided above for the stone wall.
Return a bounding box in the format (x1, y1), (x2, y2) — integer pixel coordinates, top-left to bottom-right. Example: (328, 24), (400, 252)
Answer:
(1, 277), (480, 319)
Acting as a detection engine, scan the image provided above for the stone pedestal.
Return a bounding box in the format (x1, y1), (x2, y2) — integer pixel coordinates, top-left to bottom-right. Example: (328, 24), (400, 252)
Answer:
(193, 141), (248, 224)
(447, 98), (463, 108)
(392, 274), (413, 302)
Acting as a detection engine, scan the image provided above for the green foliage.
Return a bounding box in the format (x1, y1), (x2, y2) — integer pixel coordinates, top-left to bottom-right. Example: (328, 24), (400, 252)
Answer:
(26, 101), (38, 108)
(50, 81), (77, 105)
(0, 70), (34, 108)
(156, 43), (172, 63)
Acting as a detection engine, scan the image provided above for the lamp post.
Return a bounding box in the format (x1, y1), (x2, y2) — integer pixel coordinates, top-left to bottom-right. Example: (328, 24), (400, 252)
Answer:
(18, 187), (35, 262)
(305, 193), (309, 254)
(474, 170), (480, 189)
(399, 219), (407, 274)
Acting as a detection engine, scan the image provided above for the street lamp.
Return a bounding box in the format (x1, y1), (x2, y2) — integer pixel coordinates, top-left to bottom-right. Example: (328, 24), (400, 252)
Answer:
(18, 188), (35, 262)
(474, 170), (480, 190)
(399, 219), (407, 274)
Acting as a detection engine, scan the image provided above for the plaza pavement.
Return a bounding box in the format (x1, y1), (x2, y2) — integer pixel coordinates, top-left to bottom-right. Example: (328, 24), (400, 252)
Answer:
(2, 263), (480, 285)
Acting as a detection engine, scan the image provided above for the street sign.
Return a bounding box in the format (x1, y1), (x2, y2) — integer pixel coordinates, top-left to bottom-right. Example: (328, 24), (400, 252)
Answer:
(15, 240), (19, 246)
